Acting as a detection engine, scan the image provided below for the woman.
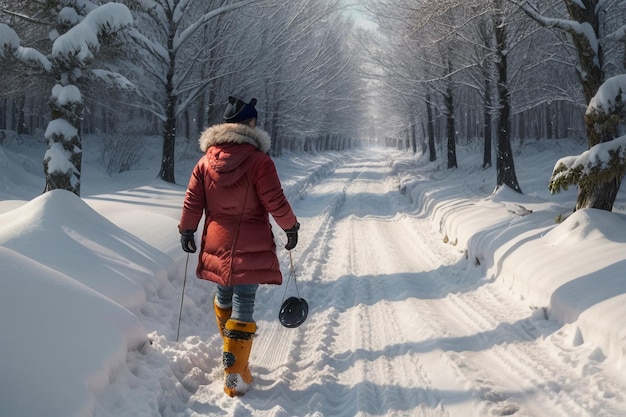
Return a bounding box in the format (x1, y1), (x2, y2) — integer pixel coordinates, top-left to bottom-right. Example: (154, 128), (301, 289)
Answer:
(178, 96), (299, 397)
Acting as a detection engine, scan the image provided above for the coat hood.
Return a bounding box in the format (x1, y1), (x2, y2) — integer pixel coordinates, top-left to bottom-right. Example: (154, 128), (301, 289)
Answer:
(199, 123), (271, 153)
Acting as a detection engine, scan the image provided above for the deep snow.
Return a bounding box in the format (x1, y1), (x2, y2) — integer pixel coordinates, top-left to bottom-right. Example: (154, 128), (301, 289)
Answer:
(1, 133), (625, 417)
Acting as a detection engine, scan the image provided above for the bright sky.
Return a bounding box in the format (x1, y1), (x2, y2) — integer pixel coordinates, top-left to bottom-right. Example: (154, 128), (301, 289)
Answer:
(342, 0), (379, 30)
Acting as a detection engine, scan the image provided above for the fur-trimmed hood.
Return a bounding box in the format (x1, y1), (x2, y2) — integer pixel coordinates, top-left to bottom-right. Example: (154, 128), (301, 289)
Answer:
(199, 123), (271, 153)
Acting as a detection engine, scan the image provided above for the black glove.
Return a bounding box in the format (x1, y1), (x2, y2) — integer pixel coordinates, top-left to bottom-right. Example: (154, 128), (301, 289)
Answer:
(284, 222), (300, 250)
(180, 230), (197, 253)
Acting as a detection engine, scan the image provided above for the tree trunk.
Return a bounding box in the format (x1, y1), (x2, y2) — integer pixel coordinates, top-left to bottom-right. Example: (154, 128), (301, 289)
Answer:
(271, 107), (281, 156)
(494, 4), (522, 193)
(44, 90), (83, 196)
(196, 90), (206, 135)
(566, 0), (619, 211)
(444, 73), (457, 169)
(564, 0), (603, 105)
(16, 95), (26, 135)
(576, 176), (623, 210)
(426, 94), (436, 161)
(159, 93), (177, 183)
(483, 78), (492, 168)
(158, 31), (177, 184)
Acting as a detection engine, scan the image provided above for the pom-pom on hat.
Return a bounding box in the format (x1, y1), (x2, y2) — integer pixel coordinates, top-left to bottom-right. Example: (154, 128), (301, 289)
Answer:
(223, 96), (258, 123)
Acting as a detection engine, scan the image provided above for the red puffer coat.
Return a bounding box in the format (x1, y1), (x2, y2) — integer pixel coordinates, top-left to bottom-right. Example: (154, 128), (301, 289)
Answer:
(179, 123), (297, 286)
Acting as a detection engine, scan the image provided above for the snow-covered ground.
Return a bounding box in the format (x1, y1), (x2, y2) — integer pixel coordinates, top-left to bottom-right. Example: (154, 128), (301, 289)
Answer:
(1, 134), (625, 417)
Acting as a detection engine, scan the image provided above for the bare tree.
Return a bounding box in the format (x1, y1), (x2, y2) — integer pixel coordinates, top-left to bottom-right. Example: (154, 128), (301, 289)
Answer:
(493, 0), (522, 192)
(235, 0), (357, 154)
(122, 0), (255, 184)
(122, 0), (357, 178)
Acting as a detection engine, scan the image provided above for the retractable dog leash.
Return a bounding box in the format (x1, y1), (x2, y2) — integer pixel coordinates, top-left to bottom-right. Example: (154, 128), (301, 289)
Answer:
(279, 250), (309, 328)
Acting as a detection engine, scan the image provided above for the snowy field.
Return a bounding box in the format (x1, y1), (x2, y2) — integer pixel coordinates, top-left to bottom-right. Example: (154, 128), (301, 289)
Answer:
(1, 134), (626, 417)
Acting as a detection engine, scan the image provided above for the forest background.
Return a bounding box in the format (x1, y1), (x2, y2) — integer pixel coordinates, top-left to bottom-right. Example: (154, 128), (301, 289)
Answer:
(1, 0), (626, 212)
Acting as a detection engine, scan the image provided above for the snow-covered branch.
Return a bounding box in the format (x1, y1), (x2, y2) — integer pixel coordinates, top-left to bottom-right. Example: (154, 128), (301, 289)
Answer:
(0, 7), (50, 26)
(587, 74), (626, 121)
(550, 136), (626, 193)
(126, 27), (168, 62)
(516, 2), (599, 56)
(51, 3), (133, 67)
(604, 24), (626, 42)
(0, 23), (52, 71)
(89, 69), (138, 92)
(550, 75), (626, 194)
(174, 0), (255, 51)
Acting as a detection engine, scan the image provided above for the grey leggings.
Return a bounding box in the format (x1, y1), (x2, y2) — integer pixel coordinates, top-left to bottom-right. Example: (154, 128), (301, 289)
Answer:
(216, 283), (259, 322)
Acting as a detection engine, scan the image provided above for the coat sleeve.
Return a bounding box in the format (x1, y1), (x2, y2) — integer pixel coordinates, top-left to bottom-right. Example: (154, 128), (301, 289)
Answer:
(254, 155), (297, 230)
(179, 161), (206, 232)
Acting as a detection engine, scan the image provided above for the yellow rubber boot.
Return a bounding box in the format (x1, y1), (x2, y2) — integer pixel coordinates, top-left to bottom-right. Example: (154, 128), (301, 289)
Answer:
(222, 319), (256, 397)
(213, 298), (232, 338)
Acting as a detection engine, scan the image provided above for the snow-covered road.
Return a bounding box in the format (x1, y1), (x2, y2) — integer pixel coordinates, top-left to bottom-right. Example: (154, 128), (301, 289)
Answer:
(103, 150), (625, 417)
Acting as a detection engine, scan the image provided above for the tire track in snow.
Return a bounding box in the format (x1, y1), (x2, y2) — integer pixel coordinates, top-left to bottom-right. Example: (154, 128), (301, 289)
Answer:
(247, 153), (442, 416)
(247, 157), (355, 340)
(249, 155), (359, 380)
(298, 154), (455, 416)
(431, 281), (626, 417)
(238, 154), (362, 416)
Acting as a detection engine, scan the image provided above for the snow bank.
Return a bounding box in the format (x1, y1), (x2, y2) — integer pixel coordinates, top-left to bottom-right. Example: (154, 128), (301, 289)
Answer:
(403, 141), (626, 370)
(0, 247), (147, 417)
(0, 190), (171, 311)
(0, 189), (171, 417)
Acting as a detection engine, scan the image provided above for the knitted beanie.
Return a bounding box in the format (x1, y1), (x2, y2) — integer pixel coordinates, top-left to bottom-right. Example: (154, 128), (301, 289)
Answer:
(223, 96), (258, 123)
